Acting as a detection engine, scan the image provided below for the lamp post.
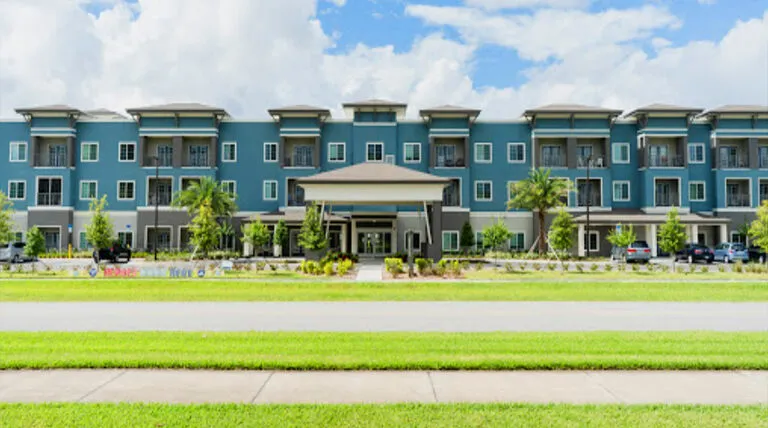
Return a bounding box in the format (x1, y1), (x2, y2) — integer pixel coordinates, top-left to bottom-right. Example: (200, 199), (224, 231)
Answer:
(150, 155), (159, 262)
(585, 155), (592, 259)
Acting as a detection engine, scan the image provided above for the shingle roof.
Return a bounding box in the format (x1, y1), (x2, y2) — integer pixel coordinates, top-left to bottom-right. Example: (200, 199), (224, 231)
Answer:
(15, 104), (81, 114)
(298, 163), (449, 184)
(702, 105), (768, 115)
(125, 102), (227, 114)
(419, 104), (481, 117)
(268, 104), (331, 116)
(624, 103), (703, 117)
(524, 103), (622, 115)
(84, 108), (126, 118)
(342, 99), (408, 108)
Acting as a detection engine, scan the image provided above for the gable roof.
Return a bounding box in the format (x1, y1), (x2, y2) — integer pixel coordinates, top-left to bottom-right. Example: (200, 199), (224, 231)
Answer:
(624, 103), (703, 117)
(84, 108), (126, 118)
(15, 104), (82, 115)
(125, 102), (227, 115)
(419, 104), (481, 118)
(701, 105), (768, 115)
(342, 98), (408, 108)
(298, 162), (449, 184)
(524, 103), (622, 116)
(267, 104), (331, 117)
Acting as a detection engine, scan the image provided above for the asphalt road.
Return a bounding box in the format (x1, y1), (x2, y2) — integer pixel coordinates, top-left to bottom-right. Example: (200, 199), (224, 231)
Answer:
(1, 302), (765, 332)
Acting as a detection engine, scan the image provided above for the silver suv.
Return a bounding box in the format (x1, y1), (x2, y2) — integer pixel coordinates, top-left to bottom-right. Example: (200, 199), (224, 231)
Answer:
(0, 242), (30, 263)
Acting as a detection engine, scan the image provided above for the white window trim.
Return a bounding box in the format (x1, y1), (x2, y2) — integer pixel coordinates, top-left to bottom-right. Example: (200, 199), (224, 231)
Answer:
(509, 232), (526, 251)
(612, 142), (630, 164)
(688, 143), (705, 164)
(8, 180), (26, 201)
(507, 142), (526, 164)
(263, 142), (278, 163)
(474, 180), (493, 202)
(263, 180), (278, 201)
(475, 231), (484, 251)
(79, 180), (98, 201)
(221, 180), (237, 198)
(612, 180), (631, 202)
(80, 142), (99, 162)
(584, 230), (600, 252)
(116, 180), (136, 201)
(403, 142), (421, 163)
(689, 181), (706, 202)
(366, 142), (384, 163)
(222, 142), (237, 162)
(35, 176), (64, 208)
(118, 142), (136, 162)
(117, 230), (134, 248)
(730, 231), (747, 243)
(9, 142), (27, 162)
(474, 142), (492, 164)
(404, 229), (422, 251)
(328, 142), (346, 163)
(442, 230), (459, 252)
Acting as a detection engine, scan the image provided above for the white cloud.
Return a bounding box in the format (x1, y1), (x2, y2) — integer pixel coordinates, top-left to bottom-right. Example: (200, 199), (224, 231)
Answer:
(327, 0), (346, 7)
(698, 0), (716, 5)
(464, 0), (591, 10)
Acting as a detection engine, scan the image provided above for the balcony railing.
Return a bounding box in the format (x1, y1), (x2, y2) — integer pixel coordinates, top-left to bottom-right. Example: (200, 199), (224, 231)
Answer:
(577, 156), (605, 168)
(185, 155), (209, 167)
(655, 194), (680, 207)
(34, 153), (68, 167)
(720, 157), (748, 169)
(37, 193), (62, 206)
(145, 156), (173, 167)
(284, 156), (314, 168)
(288, 196), (306, 207)
(148, 193), (172, 206)
(649, 154), (684, 167)
(726, 193), (751, 207)
(577, 195), (601, 207)
(435, 158), (465, 168)
(541, 155), (566, 168)
(442, 191), (460, 207)
(760, 156), (768, 169)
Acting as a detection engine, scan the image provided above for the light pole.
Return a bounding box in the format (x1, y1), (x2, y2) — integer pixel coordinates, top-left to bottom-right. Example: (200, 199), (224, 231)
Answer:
(150, 155), (159, 262)
(585, 155), (592, 259)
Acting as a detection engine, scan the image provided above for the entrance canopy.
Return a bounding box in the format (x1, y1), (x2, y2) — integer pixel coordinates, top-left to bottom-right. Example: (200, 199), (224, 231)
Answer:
(298, 163), (449, 205)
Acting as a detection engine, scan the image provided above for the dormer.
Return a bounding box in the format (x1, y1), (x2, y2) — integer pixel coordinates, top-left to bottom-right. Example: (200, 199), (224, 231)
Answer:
(700, 105), (768, 170)
(268, 105), (331, 137)
(342, 99), (407, 123)
(419, 104), (480, 130)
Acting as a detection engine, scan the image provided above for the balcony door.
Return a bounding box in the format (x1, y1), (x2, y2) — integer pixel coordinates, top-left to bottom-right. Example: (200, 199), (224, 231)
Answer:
(436, 145), (456, 167)
(157, 145), (173, 167)
(655, 182), (673, 206)
(48, 145), (67, 167)
(37, 178), (63, 206)
(719, 146), (738, 168)
(542, 145), (563, 167)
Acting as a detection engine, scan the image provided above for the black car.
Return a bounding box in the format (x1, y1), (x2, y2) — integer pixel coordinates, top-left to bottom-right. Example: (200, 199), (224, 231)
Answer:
(748, 246), (766, 264)
(675, 243), (714, 264)
(93, 241), (132, 263)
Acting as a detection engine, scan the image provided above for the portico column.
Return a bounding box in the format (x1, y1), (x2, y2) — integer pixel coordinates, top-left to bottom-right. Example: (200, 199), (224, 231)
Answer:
(351, 219), (358, 254)
(691, 224), (699, 244)
(650, 224), (658, 257)
(391, 220), (397, 253)
(719, 224), (728, 244)
(577, 224), (585, 257)
(340, 223), (348, 253)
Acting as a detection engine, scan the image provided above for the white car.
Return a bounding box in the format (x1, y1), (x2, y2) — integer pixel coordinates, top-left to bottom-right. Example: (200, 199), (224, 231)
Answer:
(0, 242), (31, 263)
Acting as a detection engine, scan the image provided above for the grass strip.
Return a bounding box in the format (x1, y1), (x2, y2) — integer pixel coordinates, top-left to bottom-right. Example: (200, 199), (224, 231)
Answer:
(0, 404), (765, 428)
(1, 278), (767, 301)
(2, 332), (766, 370)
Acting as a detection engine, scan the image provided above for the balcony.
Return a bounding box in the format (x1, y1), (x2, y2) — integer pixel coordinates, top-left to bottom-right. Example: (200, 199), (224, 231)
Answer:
(284, 152), (315, 168)
(576, 180), (601, 207)
(649, 154), (684, 167)
(719, 155), (748, 169)
(34, 153), (68, 167)
(36, 193), (62, 206)
(654, 179), (680, 207)
(717, 141), (749, 169)
(577, 155), (606, 168)
(183, 140), (212, 167)
(432, 138), (467, 168)
(655, 194), (680, 207)
(148, 193), (172, 206)
(442, 179), (461, 207)
(726, 193), (751, 208)
(144, 155), (173, 168)
(541, 154), (566, 168)
(283, 138), (318, 168)
(287, 180), (306, 207)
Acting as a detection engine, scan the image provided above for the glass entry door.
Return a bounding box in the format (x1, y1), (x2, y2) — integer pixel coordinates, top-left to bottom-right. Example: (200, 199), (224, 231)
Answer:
(357, 231), (392, 256)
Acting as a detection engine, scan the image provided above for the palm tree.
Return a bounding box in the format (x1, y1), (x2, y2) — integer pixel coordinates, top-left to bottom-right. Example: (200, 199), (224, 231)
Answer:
(172, 177), (237, 218)
(507, 168), (572, 254)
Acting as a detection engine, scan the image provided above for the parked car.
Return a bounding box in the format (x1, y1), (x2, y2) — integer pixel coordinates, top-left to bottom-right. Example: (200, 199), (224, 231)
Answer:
(93, 241), (132, 263)
(713, 242), (749, 263)
(610, 240), (652, 263)
(748, 246), (766, 264)
(675, 243), (714, 264)
(0, 242), (31, 263)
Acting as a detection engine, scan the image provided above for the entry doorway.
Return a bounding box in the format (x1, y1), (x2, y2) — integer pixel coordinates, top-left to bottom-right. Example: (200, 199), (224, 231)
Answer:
(357, 230), (392, 257)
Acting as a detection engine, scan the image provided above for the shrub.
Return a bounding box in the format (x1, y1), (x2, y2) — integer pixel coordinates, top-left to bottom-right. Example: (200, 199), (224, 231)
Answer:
(675, 266), (684, 274)
(323, 262), (335, 276)
(504, 263), (515, 273)
(631, 263), (640, 272)
(646, 263), (655, 272)
(449, 260), (464, 277)
(547, 263), (556, 271)
(688, 264), (696, 274)
(604, 264), (613, 272)
(562, 263), (571, 272)
(590, 263), (599, 272)
(415, 258), (433, 276)
(734, 261), (744, 273)
(700, 265), (709, 274)
(268, 263), (278, 271)
(473, 262), (483, 271)
(518, 263), (526, 271)
(385, 258), (404, 277)
(530, 262), (540, 271)
(434, 260), (448, 277)
(337, 259), (354, 276)
(718, 264), (726, 273)
(576, 263), (584, 273)
(300, 260), (321, 275)
(255, 261), (267, 271)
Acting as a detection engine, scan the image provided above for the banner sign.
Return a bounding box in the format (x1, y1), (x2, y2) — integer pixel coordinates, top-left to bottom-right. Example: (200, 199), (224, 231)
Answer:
(72, 266), (220, 278)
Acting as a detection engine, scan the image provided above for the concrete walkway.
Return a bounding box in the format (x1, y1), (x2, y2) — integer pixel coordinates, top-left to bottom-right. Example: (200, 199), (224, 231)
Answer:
(2, 302), (766, 332)
(354, 261), (383, 281)
(0, 370), (765, 404)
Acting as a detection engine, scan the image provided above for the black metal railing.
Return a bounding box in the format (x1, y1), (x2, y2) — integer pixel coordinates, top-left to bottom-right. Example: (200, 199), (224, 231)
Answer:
(541, 155), (566, 167)
(37, 193), (62, 206)
(148, 194), (172, 206)
(577, 156), (605, 168)
(145, 156), (173, 167)
(34, 153), (68, 167)
(649, 154), (684, 167)
(655, 194), (680, 207)
(577, 195), (601, 207)
(726, 193), (751, 207)
(720, 156), (748, 169)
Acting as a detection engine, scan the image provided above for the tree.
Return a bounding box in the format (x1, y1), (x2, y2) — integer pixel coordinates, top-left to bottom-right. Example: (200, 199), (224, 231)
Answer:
(483, 219), (511, 266)
(607, 224), (636, 263)
(548, 209), (576, 261)
(189, 200), (221, 257)
(459, 221), (475, 254)
(85, 195), (115, 252)
(241, 217), (271, 257)
(273, 219), (288, 255)
(749, 201), (768, 265)
(0, 191), (14, 245)
(298, 203), (327, 252)
(508, 168), (571, 253)
(219, 222), (235, 251)
(172, 177), (237, 218)
(24, 226), (45, 260)
(736, 219), (751, 247)
(658, 208), (687, 270)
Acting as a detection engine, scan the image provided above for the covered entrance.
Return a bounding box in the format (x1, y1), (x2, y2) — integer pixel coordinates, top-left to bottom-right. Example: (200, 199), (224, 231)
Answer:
(357, 230), (392, 256)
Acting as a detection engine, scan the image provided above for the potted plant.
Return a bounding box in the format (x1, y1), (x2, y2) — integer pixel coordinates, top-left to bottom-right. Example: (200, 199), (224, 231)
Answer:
(298, 203), (327, 261)
(273, 219), (287, 258)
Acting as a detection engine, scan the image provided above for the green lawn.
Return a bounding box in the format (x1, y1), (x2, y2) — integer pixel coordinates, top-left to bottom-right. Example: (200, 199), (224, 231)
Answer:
(2, 332), (766, 370)
(0, 404), (765, 428)
(1, 278), (767, 301)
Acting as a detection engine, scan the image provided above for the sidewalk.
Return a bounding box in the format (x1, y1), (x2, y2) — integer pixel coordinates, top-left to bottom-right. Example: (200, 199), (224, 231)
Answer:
(0, 370), (765, 404)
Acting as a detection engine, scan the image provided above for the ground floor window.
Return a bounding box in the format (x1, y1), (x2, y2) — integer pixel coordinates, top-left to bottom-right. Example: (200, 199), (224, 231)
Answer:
(475, 231), (484, 251)
(509, 233), (525, 251)
(442, 231), (459, 252)
(147, 228), (171, 251)
(42, 229), (60, 251)
(731, 232), (747, 245)
(78, 231), (91, 250)
(118, 231), (133, 248)
(583, 231), (599, 252)
(405, 231), (421, 252)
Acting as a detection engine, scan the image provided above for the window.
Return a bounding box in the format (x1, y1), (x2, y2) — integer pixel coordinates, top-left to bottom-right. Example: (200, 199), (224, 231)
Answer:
(115, 181), (134, 201)
(442, 231), (459, 252)
(221, 180), (236, 198)
(79, 181), (97, 200)
(474, 143), (492, 163)
(688, 144), (705, 164)
(366, 142), (384, 162)
(509, 233), (525, 251)
(731, 232), (747, 245)
(405, 231), (421, 251)
(222, 142), (237, 162)
(118, 231), (133, 248)
(263, 180), (278, 200)
(9, 142), (27, 162)
(78, 231), (91, 250)
(156, 145), (173, 167)
(507, 143), (525, 163)
(291, 145), (314, 167)
(188, 145), (209, 167)
(475, 231), (485, 251)
(328, 143), (345, 162)
(475, 181), (492, 201)
(612, 181), (630, 202)
(612, 143), (630, 164)
(264, 142), (278, 162)
(689, 181), (706, 202)
(404, 143), (421, 163)
(118, 142), (136, 162)
(583, 231), (599, 252)
(8, 181), (25, 200)
(81, 142), (99, 162)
